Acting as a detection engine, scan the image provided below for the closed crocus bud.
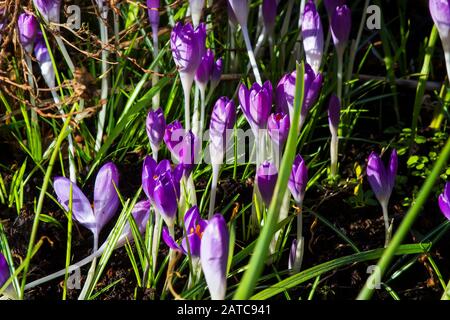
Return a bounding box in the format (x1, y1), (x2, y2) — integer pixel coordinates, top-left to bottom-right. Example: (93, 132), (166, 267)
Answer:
(323, 0), (346, 17)
(146, 108), (166, 150)
(227, 0), (249, 28)
(195, 49), (215, 86)
(330, 5), (351, 50)
(200, 214), (229, 300)
(0, 252), (9, 289)
(302, 1), (324, 74)
(171, 22), (206, 75)
(179, 130), (201, 176)
(33, 0), (61, 24)
(18, 13), (38, 54)
(328, 95), (341, 132)
(268, 112), (290, 147)
(53, 162), (120, 235)
(190, 0), (205, 27)
(210, 58), (223, 90)
(209, 97), (236, 164)
(256, 161), (278, 206)
(239, 81), (273, 136)
(288, 155), (308, 205)
(142, 156), (157, 199)
(34, 34), (55, 89)
(147, 0), (160, 29)
(164, 120), (185, 159)
(367, 149), (398, 206)
(262, 0), (277, 32)
(439, 182), (450, 220)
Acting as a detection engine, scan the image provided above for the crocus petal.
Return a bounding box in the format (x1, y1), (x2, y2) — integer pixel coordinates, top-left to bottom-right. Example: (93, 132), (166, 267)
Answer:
(142, 156), (157, 200)
(34, 34), (55, 89)
(210, 97), (236, 164)
(330, 5), (351, 50)
(430, 0), (450, 38)
(34, 0), (61, 24)
(118, 200), (151, 246)
(262, 0), (277, 32)
(184, 205), (201, 232)
(302, 1), (324, 74)
(94, 162), (120, 232)
(170, 22), (205, 75)
(366, 150), (398, 205)
(227, 0), (249, 27)
(0, 252), (9, 288)
(18, 13), (38, 54)
(190, 0), (205, 27)
(438, 182), (450, 220)
(164, 120), (185, 161)
(152, 172), (179, 227)
(387, 149), (398, 192)
(200, 214), (229, 300)
(268, 112), (290, 147)
(195, 49), (215, 85)
(53, 177), (96, 234)
(328, 95), (341, 131)
(147, 0), (160, 29)
(288, 239), (297, 270)
(162, 226), (182, 251)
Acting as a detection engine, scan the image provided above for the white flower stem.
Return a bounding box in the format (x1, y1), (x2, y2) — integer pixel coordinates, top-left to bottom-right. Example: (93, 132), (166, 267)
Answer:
(208, 164), (220, 219)
(381, 200), (391, 248)
(151, 144), (159, 162)
(241, 25), (262, 85)
(51, 91), (76, 183)
(199, 85), (207, 137)
(192, 84), (200, 136)
(94, 13), (110, 152)
(337, 47), (344, 102)
(330, 131), (339, 178)
(180, 72), (194, 131)
(293, 205), (305, 273)
(151, 212), (162, 274)
(78, 232), (99, 300)
(152, 27), (160, 109)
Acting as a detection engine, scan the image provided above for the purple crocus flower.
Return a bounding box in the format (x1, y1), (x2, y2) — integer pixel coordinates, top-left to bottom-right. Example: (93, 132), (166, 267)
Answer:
(195, 49), (215, 87)
(18, 13), (38, 54)
(34, 33), (55, 89)
(288, 155), (308, 205)
(267, 112), (290, 147)
(276, 65), (322, 130)
(330, 5), (351, 50)
(438, 182), (450, 220)
(190, 0), (205, 27)
(209, 97), (236, 166)
(33, 0), (61, 24)
(147, 0), (160, 27)
(256, 161), (278, 206)
(171, 22), (206, 75)
(262, 0), (277, 33)
(302, 1), (324, 74)
(146, 108), (166, 152)
(53, 162), (120, 237)
(366, 149), (397, 206)
(200, 213), (229, 300)
(227, 0), (249, 28)
(142, 156), (172, 200)
(239, 81), (273, 136)
(162, 206), (208, 257)
(0, 252), (9, 289)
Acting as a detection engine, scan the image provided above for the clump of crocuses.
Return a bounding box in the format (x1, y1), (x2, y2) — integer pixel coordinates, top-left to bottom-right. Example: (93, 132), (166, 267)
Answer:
(366, 149), (397, 247)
